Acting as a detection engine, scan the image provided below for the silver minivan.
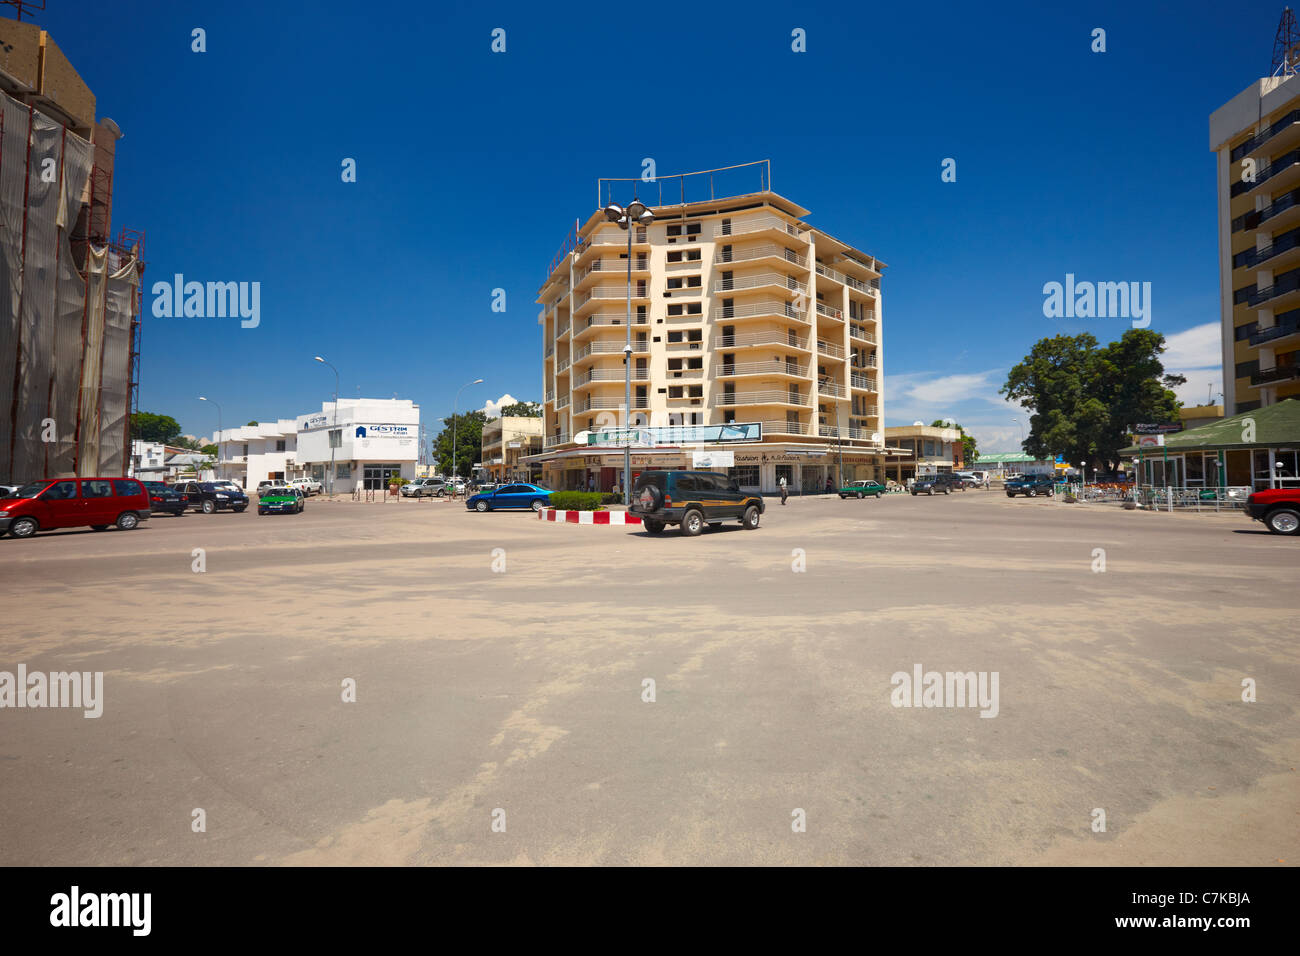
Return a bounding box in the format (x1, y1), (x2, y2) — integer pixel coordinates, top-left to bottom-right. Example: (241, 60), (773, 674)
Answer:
(401, 477), (447, 497)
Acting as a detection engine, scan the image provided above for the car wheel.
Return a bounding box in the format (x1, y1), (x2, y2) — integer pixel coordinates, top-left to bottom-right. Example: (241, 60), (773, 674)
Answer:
(1265, 507), (1300, 535)
(531, 499), (544, 512)
(943, 489), (950, 495)
(1046, 489), (1055, 498)
(681, 509), (704, 536)
(233, 506), (246, 513)
(202, 500), (216, 514)
(1026, 489), (1037, 498)
(856, 491), (864, 499)
(911, 490), (917, 496)
(91, 525), (109, 531)
(875, 492), (882, 499)
(475, 500), (489, 512)
(116, 512), (139, 531)
(8, 516), (38, 538)
(742, 505), (760, 530)
(643, 519), (665, 534)
(1007, 492), (1016, 498)
(258, 509), (267, 515)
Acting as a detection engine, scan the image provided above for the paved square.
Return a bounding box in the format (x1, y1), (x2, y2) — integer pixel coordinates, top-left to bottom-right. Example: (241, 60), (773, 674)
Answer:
(1, 492), (1295, 865)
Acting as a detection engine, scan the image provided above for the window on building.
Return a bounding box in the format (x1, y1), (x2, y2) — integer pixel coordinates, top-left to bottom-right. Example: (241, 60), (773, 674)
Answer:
(668, 331), (683, 343)
(1236, 359), (1260, 379)
(669, 386), (684, 398)
(276, 440), (286, 451)
(728, 465), (760, 487)
(688, 385), (703, 398)
(775, 464), (794, 485)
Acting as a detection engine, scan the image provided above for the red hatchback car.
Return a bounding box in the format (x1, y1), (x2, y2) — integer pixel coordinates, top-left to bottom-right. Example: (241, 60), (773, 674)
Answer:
(0, 477), (151, 539)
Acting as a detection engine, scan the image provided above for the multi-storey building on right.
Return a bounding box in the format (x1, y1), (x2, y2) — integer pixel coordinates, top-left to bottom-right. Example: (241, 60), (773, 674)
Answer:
(1210, 19), (1300, 415)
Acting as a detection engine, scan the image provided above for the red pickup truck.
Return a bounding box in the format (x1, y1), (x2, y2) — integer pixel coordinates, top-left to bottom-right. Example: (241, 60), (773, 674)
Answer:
(1246, 488), (1300, 535)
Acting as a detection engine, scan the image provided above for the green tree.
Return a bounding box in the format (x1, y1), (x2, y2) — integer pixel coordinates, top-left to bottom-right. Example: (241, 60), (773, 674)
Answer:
(172, 435), (202, 451)
(200, 444), (218, 457)
(131, 412), (182, 444)
(931, 420), (978, 466)
(1000, 330), (1183, 473)
(434, 410), (486, 478)
(498, 401), (542, 418)
(246, 421), (259, 426)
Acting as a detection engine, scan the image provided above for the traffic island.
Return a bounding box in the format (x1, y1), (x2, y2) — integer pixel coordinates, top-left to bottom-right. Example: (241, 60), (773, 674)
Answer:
(539, 508), (642, 525)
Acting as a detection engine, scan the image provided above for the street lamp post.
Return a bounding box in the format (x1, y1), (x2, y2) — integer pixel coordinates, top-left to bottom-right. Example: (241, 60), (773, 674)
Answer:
(314, 356), (340, 495)
(198, 396), (223, 480)
(452, 379), (484, 496)
(604, 198), (655, 505)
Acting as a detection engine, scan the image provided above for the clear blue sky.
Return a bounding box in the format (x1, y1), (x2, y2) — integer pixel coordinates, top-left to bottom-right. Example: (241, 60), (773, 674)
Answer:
(30, 0), (1283, 451)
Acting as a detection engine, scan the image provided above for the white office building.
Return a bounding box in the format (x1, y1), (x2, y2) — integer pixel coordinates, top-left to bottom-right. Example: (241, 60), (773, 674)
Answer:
(215, 398), (420, 493)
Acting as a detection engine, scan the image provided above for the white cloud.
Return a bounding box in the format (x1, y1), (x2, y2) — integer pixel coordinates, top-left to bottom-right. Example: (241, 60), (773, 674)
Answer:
(481, 393), (519, 418)
(907, 371), (998, 404)
(1161, 322), (1221, 371)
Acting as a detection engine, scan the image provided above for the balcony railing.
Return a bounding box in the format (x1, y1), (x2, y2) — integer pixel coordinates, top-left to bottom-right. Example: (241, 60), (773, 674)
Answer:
(555, 395), (570, 409)
(851, 404), (879, 417)
(545, 344), (554, 358)
(1233, 187), (1300, 232)
(713, 331), (810, 350)
(848, 326), (876, 343)
(716, 390), (811, 407)
(818, 382), (846, 398)
(850, 374), (878, 390)
(574, 285), (646, 309)
(556, 358), (570, 373)
(544, 433), (571, 449)
(715, 243), (808, 268)
(756, 419), (812, 436)
(573, 341), (649, 360)
(1249, 318), (1300, 345)
(815, 262), (876, 296)
(1251, 363), (1300, 385)
(817, 340), (845, 359)
(715, 361), (808, 377)
(1246, 269), (1300, 306)
(574, 313), (647, 334)
(555, 321), (570, 336)
(1236, 230), (1300, 270)
(819, 425), (880, 442)
(714, 215), (808, 241)
(712, 273), (807, 295)
(573, 369), (650, 384)
(589, 229), (648, 245)
(575, 258), (647, 284)
(1230, 148), (1300, 198)
(717, 299), (807, 321)
(574, 396), (650, 412)
(816, 302), (844, 320)
(1231, 108), (1300, 161)
(545, 389), (555, 402)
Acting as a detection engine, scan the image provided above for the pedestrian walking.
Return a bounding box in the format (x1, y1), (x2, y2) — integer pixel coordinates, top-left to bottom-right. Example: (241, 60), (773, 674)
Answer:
(824, 476), (833, 494)
(779, 475), (788, 505)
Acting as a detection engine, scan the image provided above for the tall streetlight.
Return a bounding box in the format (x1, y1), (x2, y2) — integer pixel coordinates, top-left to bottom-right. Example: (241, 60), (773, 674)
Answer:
(198, 396), (222, 480)
(314, 356), (340, 495)
(604, 197), (655, 505)
(452, 378), (484, 493)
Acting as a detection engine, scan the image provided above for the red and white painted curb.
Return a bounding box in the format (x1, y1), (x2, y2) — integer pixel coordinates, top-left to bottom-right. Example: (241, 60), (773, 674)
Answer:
(539, 508), (642, 525)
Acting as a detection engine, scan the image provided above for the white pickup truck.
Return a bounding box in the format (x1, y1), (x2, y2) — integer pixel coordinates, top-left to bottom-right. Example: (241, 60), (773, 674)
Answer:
(287, 477), (323, 495)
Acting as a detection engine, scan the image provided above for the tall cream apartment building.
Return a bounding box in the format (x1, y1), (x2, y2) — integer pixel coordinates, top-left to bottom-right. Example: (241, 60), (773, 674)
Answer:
(532, 173), (887, 494)
(1211, 71), (1300, 414)
(480, 415), (543, 484)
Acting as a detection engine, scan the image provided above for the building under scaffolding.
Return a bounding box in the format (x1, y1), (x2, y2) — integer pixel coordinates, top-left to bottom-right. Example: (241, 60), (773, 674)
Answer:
(0, 13), (143, 480)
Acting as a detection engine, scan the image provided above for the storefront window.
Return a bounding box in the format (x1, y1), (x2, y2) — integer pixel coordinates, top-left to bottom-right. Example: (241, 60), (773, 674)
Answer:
(728, 465), (759, 487)
(775, 464), (794, 487)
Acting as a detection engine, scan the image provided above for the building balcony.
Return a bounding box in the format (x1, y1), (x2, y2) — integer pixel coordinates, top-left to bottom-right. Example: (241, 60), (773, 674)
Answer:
(819, 424), (880, 443)
(714, 215), (810, 244)
(1249, 318), (1300, 346)
(1231, 108), (1300, 162)
(716, 299), (808, 324)
(756, 419), (812, 436)
(1251, 363), (1300, 386)
(1233, 187), (1300, 233)
(850, 374), (878, 391)
(716, 390), (812, 408)
(572, 340), (649, 365)
(574, 257), (649, 288)
(815, 262), (878, 297)
(1235, 232), (1300, 272)
(545, 389), (555, 402)
(556, 357), (571, 373)
(848, 326), (875, 344)
(555, 394), (570, 409)
(1245, 271), (1300, 308)
(714, 242), (808, 270)
(713, 330), (811, 351)
(572, 369), (650, 389)
(712, 272), (808, 297)
(572, 312), (648, 340)
(587, 229), (649, 248)
(815, 301), (845, 321)
(544, 344), (554, 358)
(573, 396), (650, 413)
(1231, 147), (1300, 198)
(543, 432), (571, 449)
(715, 360), (809, 379)
(817, 339), (846, 359)
(818, 381), (846, 398)
(574, 285), (647, 315)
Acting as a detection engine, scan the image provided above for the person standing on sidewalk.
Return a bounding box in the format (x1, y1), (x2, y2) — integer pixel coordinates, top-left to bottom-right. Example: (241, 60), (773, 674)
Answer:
(779, 475), (788, 505)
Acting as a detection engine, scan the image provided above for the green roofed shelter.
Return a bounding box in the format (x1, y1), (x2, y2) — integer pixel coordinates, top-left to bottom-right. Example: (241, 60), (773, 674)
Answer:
(1119, 398), (1300, 490)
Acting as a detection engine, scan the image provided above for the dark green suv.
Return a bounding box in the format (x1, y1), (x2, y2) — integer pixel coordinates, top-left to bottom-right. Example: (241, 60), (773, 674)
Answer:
(630, 470), (765, 536)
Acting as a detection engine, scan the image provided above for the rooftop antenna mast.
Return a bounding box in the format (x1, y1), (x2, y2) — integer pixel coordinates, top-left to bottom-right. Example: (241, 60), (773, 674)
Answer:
(1, 1), (47, 21)
(1272, 7), (1300, 76)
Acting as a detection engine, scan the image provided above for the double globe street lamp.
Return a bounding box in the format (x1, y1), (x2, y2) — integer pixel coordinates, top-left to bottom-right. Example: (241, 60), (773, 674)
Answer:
(603, 198), (654, 505)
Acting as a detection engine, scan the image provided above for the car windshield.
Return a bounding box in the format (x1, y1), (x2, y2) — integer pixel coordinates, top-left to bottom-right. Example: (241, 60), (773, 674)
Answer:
(13, 481), (52, 498)
(263, 488), (291, 495)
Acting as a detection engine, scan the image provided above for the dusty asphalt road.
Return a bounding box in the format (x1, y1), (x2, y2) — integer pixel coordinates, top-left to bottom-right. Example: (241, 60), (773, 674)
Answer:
(1, 490), (1296, 866)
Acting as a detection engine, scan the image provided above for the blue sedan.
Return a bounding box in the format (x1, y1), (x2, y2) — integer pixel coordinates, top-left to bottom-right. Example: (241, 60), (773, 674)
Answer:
(465, 482), (553, 512)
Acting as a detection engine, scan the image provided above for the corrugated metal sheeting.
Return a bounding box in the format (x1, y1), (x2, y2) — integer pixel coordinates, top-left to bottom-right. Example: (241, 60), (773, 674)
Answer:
(0, 88), (139, 480)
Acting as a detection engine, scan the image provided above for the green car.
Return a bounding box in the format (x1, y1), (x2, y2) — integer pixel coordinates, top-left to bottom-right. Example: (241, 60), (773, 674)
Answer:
(257, 486), (305, 515)
(839, 480), (887, 499)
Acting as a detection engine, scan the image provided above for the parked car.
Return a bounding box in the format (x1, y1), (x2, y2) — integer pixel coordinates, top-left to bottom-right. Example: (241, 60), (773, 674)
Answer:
(401, 477), (446, 498)
(1246, 487), (1300, 535)
(0, 483), (20, 498)
(1005, 474), (1057, 498)
(0, 477), (150, 538)
(838, 479), (887, 499)
(629, 470), (764, 536)
(912, 473), (961, 496)
(211, 479), (244, 492)
(465, 482), (553, 513)
(257, 486), (305, 515)
(142, 480), (187, 516)
(175, 480), (249, 513)
(287, 477), (322, 496)
(256, 480), (278, 494)
(963, 470), (991, 487)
